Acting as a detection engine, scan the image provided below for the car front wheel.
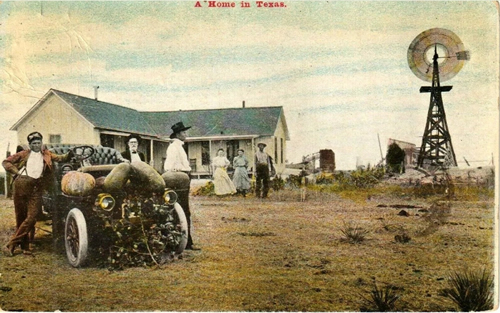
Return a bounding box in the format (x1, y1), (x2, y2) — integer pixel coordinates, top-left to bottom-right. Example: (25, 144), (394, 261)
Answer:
(64, 208), (89, 267)
(173, 203), (188, 255)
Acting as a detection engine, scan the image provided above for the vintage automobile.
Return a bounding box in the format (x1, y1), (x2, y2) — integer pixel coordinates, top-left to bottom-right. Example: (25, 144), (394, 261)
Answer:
(41, 144), (189, 268)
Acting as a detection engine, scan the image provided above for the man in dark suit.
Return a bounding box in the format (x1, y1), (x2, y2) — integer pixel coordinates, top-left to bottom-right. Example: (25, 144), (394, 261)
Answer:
(121, 134), (147, 163)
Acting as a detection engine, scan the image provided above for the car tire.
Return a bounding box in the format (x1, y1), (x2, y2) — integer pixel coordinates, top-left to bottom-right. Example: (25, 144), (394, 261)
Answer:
(64, 208), (89, 267)
(173, 203), (188, 255)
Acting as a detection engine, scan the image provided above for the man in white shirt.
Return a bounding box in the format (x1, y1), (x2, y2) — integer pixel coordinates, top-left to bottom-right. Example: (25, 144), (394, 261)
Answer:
(164, 122), (199, 250)
(163, 123), (191, 173)
(2, 132), (72, 256)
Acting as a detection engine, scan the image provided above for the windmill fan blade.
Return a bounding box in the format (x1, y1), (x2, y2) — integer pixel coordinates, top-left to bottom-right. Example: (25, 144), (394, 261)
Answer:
(408, 28), (469, 82)
(456, 50), (470, 60)
(425, 63), (432, 74)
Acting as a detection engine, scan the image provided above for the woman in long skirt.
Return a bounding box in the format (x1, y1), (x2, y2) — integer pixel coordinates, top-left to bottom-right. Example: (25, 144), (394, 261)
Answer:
(232, 149), (251, 197)
(212, 149), (237, 196)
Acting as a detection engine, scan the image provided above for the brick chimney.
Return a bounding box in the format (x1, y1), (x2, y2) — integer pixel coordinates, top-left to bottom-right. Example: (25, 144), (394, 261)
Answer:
(94, 86), (99, 100)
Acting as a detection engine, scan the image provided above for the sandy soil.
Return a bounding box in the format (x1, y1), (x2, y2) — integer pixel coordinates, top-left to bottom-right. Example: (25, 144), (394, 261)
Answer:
(0, 184), (495, 311)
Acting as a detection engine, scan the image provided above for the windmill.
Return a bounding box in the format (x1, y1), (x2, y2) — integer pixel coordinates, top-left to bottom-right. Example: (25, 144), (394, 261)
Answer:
(407, 28), (470, 169)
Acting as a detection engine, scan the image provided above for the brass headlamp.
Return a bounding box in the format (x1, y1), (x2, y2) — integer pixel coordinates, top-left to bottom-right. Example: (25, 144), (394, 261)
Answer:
(95, 193), (116, 211)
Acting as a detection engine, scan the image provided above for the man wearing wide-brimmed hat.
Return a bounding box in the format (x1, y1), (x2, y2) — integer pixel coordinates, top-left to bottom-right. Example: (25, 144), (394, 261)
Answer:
(164, 122), (192, 172)
(254, 142), (275, 198)
(2, 131), (73, 256)
(121, 134), (147, 163)
(164, 122), (199, 250)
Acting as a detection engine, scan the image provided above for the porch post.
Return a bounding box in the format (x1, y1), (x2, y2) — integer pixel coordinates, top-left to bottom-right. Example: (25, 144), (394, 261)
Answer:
(251, 137), (255, 178)
(209, 140), (212, 175)
(149, 139), (154, 167)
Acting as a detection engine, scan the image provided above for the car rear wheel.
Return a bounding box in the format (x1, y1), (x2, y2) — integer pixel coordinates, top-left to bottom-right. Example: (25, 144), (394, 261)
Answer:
(65, 208), (89, 267)
(173, 203), (188, 254)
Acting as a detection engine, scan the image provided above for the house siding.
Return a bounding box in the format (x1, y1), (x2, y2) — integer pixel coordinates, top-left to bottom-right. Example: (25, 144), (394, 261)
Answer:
(16, 94), (99, 145)
(273, 114), (287, 174)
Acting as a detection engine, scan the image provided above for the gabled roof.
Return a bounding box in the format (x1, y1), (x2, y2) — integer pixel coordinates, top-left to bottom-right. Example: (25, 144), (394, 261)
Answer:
(12, 89), (289, 140)
(141, 107), (289, 139)
(52, 89), (157, 136)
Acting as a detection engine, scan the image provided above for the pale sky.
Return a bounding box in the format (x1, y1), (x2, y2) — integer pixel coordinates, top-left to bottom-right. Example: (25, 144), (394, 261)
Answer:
(0, 1), (498, 170)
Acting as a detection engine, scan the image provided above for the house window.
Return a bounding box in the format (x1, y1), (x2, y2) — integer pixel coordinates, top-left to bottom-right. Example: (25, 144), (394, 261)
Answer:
(274, 137), (278, 164)
(49, 134), (61, 144)
(201, 141), (210, 166)
(281, 138), (284, 164)
(100, 134), (114, 148)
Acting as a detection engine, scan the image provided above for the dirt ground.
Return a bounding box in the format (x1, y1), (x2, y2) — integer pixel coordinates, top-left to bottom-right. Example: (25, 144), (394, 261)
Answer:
(0, 184), (495, 311)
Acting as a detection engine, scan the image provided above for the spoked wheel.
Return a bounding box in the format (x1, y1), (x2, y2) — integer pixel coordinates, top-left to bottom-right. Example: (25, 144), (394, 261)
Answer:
(173, 203), (188, 255)
(64, 208), (89, 267)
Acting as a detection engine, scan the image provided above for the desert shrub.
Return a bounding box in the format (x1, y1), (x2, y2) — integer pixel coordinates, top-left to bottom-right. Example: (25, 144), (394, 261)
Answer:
(192, 181), (215, 196)
(386, 143), (405, 174)
(286, 174), (305, 187)
(452, 185), (495, 202)
(339, 221), (369, 243)
(316, 172), (335, 184)
(439, 268), (494, 311)
(360, 282), (400, 312)
(350, 167), (385, 188)
(315, 167), (384, 190)
(271, 175), (285, 191)
(394, 233), (411, 243)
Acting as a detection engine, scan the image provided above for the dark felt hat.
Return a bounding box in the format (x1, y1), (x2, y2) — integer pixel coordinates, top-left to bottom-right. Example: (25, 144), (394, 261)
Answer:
(27, 131), (43, 143)
(126, 134), (142, 144)
(170, 122), (191, 139)
(257, 142), (267, 148)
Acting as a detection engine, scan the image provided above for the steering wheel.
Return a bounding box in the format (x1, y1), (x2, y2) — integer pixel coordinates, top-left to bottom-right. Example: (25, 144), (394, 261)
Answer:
(70, 145), (95, 162)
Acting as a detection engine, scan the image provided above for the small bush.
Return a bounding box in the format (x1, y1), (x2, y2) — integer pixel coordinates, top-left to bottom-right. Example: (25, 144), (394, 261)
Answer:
(339, 221), (369, 243)
(316, 172), (335, 185)
(439, 269), (494, 311)
(271, 175), (285, 191)
(360, 282), (400, 311)
(192, 181), (215, 196)
(394, 233), (411, 243)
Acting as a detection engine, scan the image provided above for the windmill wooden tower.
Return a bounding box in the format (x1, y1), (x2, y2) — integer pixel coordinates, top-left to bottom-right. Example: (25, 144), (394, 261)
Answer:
(407, 28), (470, 168)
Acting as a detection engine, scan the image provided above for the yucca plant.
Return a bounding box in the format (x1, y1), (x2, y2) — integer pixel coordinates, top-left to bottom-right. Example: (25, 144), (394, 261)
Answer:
(360, 282), (400, 312)
(440, 269), (494, 311)
(339, 221), (369, 243)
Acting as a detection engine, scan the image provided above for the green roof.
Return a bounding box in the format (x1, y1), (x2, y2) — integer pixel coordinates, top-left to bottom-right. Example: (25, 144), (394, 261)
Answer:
(45, 89), (287, 140)
(52, 89), (157, 136)
(142, 107), (284, 138)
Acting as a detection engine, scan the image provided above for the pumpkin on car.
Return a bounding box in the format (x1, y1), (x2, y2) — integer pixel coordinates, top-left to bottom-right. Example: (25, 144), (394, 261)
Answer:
(61, 171), (96, 196)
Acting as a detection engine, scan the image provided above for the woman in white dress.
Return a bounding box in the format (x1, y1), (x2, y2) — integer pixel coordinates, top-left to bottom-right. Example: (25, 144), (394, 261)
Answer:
(212, 149), (237, 196)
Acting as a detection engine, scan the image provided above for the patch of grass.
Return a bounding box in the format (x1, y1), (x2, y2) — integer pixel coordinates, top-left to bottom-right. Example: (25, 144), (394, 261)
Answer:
(339, 221), (369, 243)
(452, 185), (495, 201)
(439, 268), (494, 311)
(394, 233), (411, 243)
(360, 282), (401, 312)
(237, 231), (276, 237)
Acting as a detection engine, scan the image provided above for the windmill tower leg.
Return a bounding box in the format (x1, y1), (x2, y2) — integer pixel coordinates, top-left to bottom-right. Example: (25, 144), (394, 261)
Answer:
(417, 49), (458, 168)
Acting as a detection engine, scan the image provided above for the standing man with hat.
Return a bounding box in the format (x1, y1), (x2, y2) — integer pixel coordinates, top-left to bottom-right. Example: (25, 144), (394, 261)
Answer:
(121, 134), (148, 163)
(2, 131), (73, 256)
(164, 122), (199, 250)
(254, 142), (275, 198)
